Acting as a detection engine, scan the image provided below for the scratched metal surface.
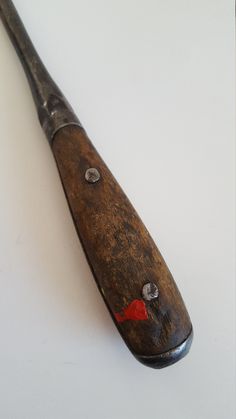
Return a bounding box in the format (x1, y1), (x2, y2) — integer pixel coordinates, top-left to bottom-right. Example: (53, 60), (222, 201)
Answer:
(0, 0), (235, 418)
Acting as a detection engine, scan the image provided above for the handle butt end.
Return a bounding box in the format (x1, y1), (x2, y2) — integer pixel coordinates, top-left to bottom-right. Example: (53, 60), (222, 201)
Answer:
(135, 327), (193, 369)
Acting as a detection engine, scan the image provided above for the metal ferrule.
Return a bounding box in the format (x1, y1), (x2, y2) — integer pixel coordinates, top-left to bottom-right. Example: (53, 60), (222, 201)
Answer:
(0, 0), (82, 144)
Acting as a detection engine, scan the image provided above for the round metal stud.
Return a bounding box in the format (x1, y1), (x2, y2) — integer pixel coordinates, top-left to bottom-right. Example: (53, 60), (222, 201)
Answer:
(142, 282), (159, 301)
(85, 168), (100, 183)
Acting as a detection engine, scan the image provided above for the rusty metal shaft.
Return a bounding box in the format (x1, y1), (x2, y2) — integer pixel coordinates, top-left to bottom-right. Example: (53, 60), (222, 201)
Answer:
(0, 0), (81, 142)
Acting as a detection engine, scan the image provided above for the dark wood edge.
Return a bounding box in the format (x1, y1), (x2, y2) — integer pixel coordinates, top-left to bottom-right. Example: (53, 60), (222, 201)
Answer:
(135, 328), (193, 369)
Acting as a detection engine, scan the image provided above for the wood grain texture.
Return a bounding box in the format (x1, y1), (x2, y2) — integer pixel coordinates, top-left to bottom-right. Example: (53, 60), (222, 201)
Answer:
(52, 125), (192, 367)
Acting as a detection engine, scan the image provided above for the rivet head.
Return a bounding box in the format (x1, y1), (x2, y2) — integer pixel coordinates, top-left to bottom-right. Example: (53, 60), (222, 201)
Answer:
(142, 282), (159, 301)
(85, 168), (100, 183)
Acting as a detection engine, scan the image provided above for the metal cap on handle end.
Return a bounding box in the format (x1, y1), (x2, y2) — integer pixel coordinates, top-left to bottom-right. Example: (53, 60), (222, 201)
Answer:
(135, 328), (193, 369)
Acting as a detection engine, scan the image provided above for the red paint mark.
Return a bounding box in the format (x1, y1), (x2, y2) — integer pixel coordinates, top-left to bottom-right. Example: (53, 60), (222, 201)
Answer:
(115, 299), (148, 323)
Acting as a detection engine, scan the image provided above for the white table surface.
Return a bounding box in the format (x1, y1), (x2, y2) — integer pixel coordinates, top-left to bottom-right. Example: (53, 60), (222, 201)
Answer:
(0, 1), (235, 418)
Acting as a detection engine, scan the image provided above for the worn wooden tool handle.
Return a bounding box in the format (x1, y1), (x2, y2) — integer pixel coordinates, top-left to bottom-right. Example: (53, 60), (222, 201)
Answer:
(52, 125), (192, 368)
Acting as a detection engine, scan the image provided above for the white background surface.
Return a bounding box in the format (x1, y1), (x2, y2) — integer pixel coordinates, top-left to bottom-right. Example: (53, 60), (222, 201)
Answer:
(0, 1), (235, 418)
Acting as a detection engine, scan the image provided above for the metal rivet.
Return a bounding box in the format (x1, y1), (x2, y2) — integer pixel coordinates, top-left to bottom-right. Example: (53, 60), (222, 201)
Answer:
(142, 282), (159, 301)
(85, 168), (100, 183)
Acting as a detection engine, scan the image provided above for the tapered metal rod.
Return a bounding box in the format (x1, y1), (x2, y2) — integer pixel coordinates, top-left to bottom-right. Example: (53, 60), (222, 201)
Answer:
(0, 0), (81, 142)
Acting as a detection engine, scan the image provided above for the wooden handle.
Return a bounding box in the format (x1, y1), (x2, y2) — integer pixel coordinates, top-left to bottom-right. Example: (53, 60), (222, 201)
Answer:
(52, 125), (193, 368)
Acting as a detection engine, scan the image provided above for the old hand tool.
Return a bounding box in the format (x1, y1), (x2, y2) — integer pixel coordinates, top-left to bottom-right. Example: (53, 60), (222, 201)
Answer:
(0, 0), (193, 368)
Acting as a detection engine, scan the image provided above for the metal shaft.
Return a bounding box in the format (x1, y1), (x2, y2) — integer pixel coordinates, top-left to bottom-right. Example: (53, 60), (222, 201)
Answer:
(0, 0), (81, 142)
